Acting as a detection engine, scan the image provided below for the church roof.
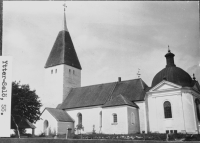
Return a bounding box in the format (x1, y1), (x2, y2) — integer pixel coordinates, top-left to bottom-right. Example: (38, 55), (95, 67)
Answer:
(102, 94), (139, 108)
(45, 9), (81, 69)
(60, 78), (149, 110)
(45, 30), (81, 69)
(152, 50), (192, 87)
(46, 108), (74, 122)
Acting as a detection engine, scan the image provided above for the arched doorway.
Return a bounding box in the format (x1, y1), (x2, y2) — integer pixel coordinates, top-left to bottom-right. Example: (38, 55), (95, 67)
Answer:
(43, 120), (49, 136)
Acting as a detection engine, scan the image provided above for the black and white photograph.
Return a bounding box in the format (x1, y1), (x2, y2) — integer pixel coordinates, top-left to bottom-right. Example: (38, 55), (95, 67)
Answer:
(1, 1), (200, 142)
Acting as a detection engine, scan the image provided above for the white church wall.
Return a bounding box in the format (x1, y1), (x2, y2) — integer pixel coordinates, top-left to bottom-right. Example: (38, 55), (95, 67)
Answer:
(66, 106), (102, 134)
(181, 92), (198, 134)
(35, 110), (58, 135)
(57, 121), (74, 134)
(63, 65), (81, 101)
(148, 90), (187, 133)
(45, 64), (81, 108)
(193, 96), (200, 133)
(127, 106), (140, 134)
(102, 106), (128, 134)
(135, 101), (147, 133)
(44, 65), (64, 108)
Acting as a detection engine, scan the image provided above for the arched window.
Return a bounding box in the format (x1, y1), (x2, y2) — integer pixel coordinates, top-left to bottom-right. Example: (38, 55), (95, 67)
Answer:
(43, 120), (49, 135)
(77, 113), (82, 125)
(195, 99), (200, 121)
(99, 111), (102, 127)
(164, 101), (172, 118)
(113, 113), (117, 123)
(131, 112), (135, 124)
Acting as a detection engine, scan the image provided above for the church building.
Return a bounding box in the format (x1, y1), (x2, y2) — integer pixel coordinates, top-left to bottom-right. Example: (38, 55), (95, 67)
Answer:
(35, 8), (200, 135)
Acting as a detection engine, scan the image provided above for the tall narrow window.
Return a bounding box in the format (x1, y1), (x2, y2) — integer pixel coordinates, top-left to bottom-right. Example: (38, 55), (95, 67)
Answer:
(195, 99), (200, 121)
(69, 69), (71, 74)
(55, 69), (57, 73)
(99, 111), (102, 127)
(113, 113), (117, 123)
(131, 112), (135, 124)
(78, 113), (82, 125)
(164, 101), (172, 118)
(43, 120), (49, 135)
(51, 70), (53, 74)
(73, 70), (75, 75)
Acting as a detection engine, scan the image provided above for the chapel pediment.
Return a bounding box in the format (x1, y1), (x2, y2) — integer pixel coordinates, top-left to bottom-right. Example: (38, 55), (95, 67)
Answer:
(150, 80), (182, 92)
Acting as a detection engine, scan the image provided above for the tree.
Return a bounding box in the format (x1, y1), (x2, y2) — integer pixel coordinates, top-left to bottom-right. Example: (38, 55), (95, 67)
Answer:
(11, 81), (42, 137)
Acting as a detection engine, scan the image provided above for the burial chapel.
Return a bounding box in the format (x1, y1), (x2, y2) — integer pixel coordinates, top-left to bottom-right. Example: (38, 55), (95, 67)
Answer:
(35, 8), (200, 135)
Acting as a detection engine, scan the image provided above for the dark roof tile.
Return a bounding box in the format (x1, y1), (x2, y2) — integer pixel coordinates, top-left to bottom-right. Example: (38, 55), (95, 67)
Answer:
(46, 108), (74, 122)
(60, 78), (148, 109)
(45, 30), (81, 69)
(102, 94), (139, 108)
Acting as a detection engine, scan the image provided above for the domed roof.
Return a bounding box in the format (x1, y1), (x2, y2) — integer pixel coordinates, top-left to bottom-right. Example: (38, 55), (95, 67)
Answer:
(151, 50), (192, 87)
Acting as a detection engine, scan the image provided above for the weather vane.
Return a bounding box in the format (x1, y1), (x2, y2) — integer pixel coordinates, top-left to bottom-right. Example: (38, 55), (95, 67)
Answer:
(63, 3), (67, 11)
(168, 45), (170, 52)
(137, 68), (141, 78)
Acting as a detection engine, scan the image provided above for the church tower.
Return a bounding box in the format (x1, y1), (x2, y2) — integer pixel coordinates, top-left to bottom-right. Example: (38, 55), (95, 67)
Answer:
(44, 6), (82, 107)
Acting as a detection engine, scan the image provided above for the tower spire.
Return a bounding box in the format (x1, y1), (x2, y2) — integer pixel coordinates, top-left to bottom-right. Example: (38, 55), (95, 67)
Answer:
(63, 3), (68, 31)
(165, 45), (176, 67)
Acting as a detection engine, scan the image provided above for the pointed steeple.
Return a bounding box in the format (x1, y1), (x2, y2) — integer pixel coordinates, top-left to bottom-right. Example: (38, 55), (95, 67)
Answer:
(63, 3), (68, 31)
(45, 5), (82, 70)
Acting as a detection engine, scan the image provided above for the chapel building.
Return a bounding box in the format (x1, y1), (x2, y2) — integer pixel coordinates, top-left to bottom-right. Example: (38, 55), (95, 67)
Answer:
(35, 8), (200, 135)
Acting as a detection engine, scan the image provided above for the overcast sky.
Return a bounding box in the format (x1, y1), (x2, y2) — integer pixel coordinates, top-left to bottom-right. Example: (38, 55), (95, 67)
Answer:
(3, 1), (199, 108)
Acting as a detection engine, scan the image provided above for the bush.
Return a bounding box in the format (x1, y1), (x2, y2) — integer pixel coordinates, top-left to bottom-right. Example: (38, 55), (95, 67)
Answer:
(38, 133), (45, 137)
(71, 133), (200, 141)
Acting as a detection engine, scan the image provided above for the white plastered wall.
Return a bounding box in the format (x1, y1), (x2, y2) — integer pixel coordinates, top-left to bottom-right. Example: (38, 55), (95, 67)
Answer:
(44, 65), (64, 107)
(193, 94), (200, 133)
(181, 91), (198, 134)
(44, 64), (81, 108)
(148, 90), (185, 133)
(102, 106), (128, 134)
(57, 121), (74, 134)
(147, 89), (198, 134)
(34, 110), (58, 135)
(63, 65), (81, 101)
(127, 106), (140, 134)
(135, 101), (147, 133)
(66, 106), (102, 134)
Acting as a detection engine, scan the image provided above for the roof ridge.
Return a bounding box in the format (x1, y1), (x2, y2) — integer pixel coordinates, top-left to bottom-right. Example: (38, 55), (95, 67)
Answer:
(46, 107), (59, 110)
(73, 78), (144, 89)
(61, 78), (147, 109)
(104, 82), (118, 104)
(139, 78), (144, 90)
(46, 108), (59, 121)
(120, 94), (128, 105)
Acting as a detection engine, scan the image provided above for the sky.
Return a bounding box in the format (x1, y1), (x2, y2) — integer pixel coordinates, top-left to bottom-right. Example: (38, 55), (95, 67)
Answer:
(3, 1), (200, 108)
